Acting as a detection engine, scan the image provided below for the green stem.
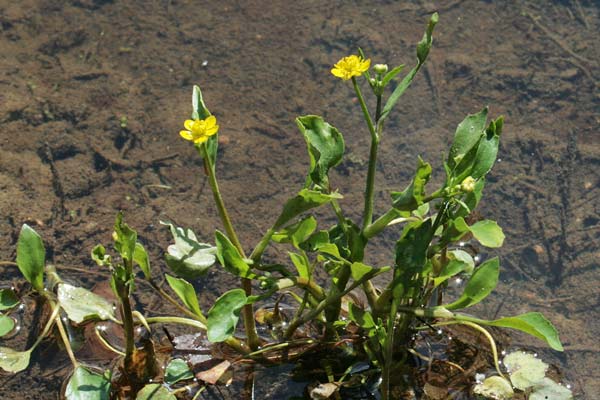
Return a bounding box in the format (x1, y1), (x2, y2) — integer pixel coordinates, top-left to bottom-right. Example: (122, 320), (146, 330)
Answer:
(55, 312), (79, 368)
(200, 143), (260, 351)
(250, 227), (275, 264)
(150, 279), (207, 324)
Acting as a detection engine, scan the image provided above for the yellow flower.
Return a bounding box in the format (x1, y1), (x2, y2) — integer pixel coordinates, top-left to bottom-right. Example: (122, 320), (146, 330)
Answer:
(331, 55), (371, 80)
(179, 115), (219, 144)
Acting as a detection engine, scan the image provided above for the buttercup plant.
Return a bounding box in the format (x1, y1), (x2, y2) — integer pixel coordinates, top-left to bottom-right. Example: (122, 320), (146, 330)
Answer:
(0, 13), (567, 399)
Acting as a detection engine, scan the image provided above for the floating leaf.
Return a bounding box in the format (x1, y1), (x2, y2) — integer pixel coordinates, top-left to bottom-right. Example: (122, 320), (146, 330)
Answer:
(136, 383), (176, 400)
(0, 315), (15, 337)
(469, 220), (505, 248)
(215, 231), (255, 279)
(64, 366), (111, 400)
(206, 289), (247, 342)
(445, 257), (499, 310)
(529, 377), (573, 400)
(504, 351), (548, 390)
(297, 115), (345, 188)
(165, 275), (203, 318)
(57, 283), (117, 323)
(472, 376), (514, 400)
(0, 347), (31, 373)
(161, 221), (217, 279)
(0, 289), (19, 311)
(164, 359), (194, 385)
(16, 224), (45, 292)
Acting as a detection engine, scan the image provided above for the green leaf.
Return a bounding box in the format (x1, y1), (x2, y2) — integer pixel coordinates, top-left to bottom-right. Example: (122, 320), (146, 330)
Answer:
(65, 366), (111, 400)
(0, 289), (19, 311)
(274, 189), (342, 229)
(391, 157), (432, 211)
(432, 259), (472, 287)
(57, 283), (117, 323)
(16, 224), (45, 292)
(161, 221), (217, 279)
(350, 262), (376, 282)
(207, 289), (247, 342)
(504, 351), (548, 390)
(289, 252), (310, 279)
(0, 347), (31, 373)
(113, 212), (137, 263)
(530, 378), (573, 400)
(469, 220), (505, 248)
(380, 13), (438, 122)
(442, 217), (470, 242)
(133, 242), (151, 279)
(91, 245), (111, 267)
(395, 220), (434, 271)
(165, 275), (203, 318)
(380, 64), (405, 87)
(445, 257), (499, 310)
(473, 376), (514, 400)
(215, 231), (255, 279)
(470, 116), (502, 179)
(0, 315), (15, 337)
(136, 383), (176, 400)
(478, 312), (563, 351)
(272, 216), (317, 248)
(347, 303), (375, 330)
(447, 107), (488, 171)
(164, 359), (194, 385)
(297, 115), (345, 188)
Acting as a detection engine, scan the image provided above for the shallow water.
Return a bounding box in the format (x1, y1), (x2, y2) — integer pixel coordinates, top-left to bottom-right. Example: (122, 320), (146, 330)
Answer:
(0, 0), (598, 398)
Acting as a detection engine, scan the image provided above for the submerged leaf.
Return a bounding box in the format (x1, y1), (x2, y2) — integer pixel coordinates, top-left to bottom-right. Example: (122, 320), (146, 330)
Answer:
(65, 366), (111, 400)
(195, 360), (231, 385)
(504, 351), (548, 390)
(0, 347), (31, 373)
(0, 289), (19, 311)
(57, 283), (117, 323)
(136, 383), (176, 400)
(0, 315), (15, 337)
(472, 376), (514, 400)
(529, 377), (573, 400)
(164, 359), (194, 385)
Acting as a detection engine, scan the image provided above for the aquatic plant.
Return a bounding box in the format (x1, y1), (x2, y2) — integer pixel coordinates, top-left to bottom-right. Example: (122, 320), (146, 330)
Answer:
(0, 12), (569, 399)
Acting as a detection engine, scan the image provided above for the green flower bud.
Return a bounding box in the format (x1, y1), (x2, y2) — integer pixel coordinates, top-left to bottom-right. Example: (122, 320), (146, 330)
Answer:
(373, 64), (388, 74)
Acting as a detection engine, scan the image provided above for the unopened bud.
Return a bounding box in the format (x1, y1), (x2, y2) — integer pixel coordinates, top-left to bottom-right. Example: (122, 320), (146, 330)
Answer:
(460, 176), (476, 193)
(373, 64), (388, 74)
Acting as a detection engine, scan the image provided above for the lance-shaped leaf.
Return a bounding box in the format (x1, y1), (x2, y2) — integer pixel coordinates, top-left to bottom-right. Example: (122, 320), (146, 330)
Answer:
(274, 189), (342, 229)
(161, 221), (217, 279)
(133, 242), (151, 279)
(470, 116), (503, 179)
(297, 115), (344, 188)
(16, 224), (45, 292)
(391, 157), (432, 211)
(380, 12), (438, 122)
(289, 252), (310, 279)
(58, 283), (118, 323)
(192, 85), (219, 165)
(215, 231), (255, 279)
(207, 289), (247, 342)
(445, 257), (499, 310)
(113, 212), (137, 263)
(472, 312), (563, 351)
(447, 108), (488, 173)
(165, 274), (203, 318)
(0, 347), (31, 373)
(65, 366), (111, 400)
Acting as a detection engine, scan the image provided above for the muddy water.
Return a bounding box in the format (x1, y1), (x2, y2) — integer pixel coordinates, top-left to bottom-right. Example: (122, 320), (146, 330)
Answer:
(0, 0), (598, 398)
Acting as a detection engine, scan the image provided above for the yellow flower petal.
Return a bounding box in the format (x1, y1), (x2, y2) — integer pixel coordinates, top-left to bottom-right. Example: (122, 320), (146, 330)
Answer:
(180, 130), (194, 141)
(193, 135), (208, 144)
(331, 55), (371, 80)
(206, 124), (219, 136)
(184, 120), (195, 131)
(205, 115), (216, 127)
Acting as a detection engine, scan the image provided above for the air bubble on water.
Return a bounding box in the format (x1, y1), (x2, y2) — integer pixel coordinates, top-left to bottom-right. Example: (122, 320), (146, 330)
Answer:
(566, 384), (572, 389)
(62, 317), (68, 322)
(497, 158), (502, 162)
(201, 60), (208, 67)
(458, 241), (465, 247)
(533, 353), (538, 357)
(148, 378), (153, 383)
(136, 327), (142, 334)
(112, 306), (117, 310)
(454, 277), (463, 285)
(15, 325), (21, 331)
(97, 324), (107, 332)
(437, 329), (443, 335)
(18, 304), (25, 311)
(501, 350), (507, 356)
(193, 378), (198, 382)
(10, 286), (14, 291)
(474, 255), (481, 263)
(448, 336), (453, 341)
(475, 373), (485, 383)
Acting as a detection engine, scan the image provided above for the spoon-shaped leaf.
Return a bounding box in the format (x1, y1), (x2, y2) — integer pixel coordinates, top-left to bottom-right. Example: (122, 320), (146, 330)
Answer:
(0, 347), (31, 373)
(444, 257), (499, 310)
(65, 366), (111, 400)
(57, 283), (117, 323)
(16, 224), (45, 292)
(207, 289), (247, 342)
